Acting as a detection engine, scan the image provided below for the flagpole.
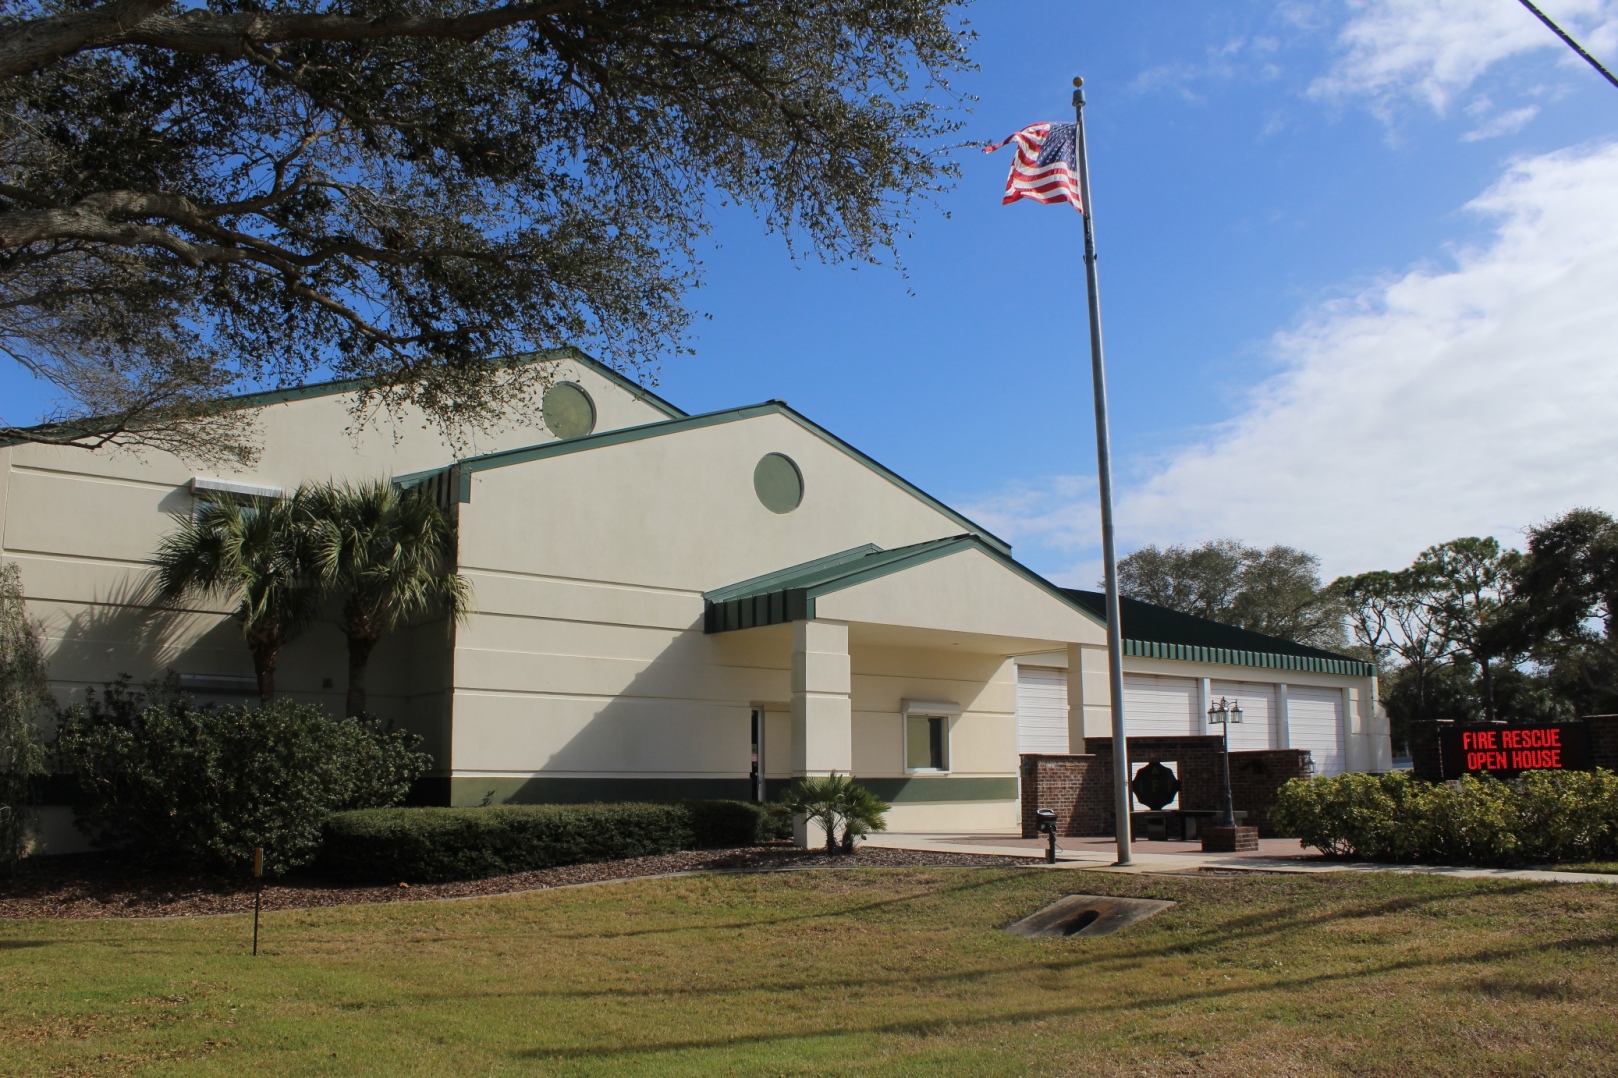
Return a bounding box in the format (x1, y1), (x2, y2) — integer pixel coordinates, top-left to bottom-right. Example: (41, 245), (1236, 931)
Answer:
(1072, 76), (1133, 868)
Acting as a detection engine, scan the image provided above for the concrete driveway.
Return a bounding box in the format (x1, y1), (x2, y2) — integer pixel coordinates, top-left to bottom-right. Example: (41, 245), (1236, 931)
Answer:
(862, 831), (1618, 885)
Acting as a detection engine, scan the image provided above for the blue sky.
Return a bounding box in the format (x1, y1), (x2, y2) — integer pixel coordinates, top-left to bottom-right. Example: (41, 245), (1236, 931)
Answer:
(651, 0), (1618, 584)
(4, 1), (1617, 585)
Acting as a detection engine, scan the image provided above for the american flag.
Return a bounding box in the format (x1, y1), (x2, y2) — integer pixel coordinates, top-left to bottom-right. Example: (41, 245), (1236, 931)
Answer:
(982, 122), (1083, 212)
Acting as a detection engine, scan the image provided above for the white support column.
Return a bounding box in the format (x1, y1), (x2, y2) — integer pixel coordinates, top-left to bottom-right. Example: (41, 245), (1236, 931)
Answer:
(1276, 683), (1290, 750)
(1344, 685), (1362, 772)
(791, 619), (851, 847)
(1067, 643), (1111, 752)
(1198, 678), (1212, 734)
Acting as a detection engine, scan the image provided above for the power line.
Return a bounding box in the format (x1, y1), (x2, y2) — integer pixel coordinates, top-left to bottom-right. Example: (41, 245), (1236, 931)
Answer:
(1515, 0), (1618, 92)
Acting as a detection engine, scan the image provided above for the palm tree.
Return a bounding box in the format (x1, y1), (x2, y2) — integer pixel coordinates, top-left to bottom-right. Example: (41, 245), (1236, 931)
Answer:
(782, 773), (889, 854)
(835, 782), (889, 853)
(784, 774), (846, 853)
(304, 481), (469, 717)
(153, 492), (322, 700)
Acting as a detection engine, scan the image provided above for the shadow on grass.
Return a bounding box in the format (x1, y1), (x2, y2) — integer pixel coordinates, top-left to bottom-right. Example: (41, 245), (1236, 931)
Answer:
(510, 930), (1618, 1062)
(0, 939), (53, 950)
(543, 869), (1024, 941)
(395, 879), (1586, 1015)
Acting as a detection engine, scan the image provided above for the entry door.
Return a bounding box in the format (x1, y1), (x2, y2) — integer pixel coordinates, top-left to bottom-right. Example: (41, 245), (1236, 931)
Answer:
(1288, 688), (1347, 776)
(750, 708), (766, 802)
(1015, 666), (1069, 755)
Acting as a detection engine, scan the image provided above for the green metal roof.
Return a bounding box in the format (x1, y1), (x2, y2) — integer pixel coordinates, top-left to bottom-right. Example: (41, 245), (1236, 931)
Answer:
(1, 346), (684, 449)
(703, 536), (1105, 634)
(1064, 589), (1376, 677)
(444, 401), (1014, 556)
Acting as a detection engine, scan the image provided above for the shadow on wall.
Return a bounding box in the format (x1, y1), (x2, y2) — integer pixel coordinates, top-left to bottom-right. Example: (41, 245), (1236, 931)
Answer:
(444, 611), (1012, 812)
(444, 612), (783, 808)
(42, 574), (454, 765)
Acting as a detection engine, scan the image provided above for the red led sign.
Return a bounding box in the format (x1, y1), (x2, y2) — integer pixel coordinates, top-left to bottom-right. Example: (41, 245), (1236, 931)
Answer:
(1438, 723), (1591, 780)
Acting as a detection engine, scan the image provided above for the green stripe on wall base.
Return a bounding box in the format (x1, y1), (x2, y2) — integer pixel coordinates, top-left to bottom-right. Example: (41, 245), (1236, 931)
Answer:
(450, 777), (753, 807)
(449, 775), (1018, 807)
(857, 776), (1018, 803)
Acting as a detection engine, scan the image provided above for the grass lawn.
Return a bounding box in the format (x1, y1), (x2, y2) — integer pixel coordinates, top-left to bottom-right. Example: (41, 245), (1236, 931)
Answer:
(1557, 861), (1618, 875)
(3, 867), (1616, 1076)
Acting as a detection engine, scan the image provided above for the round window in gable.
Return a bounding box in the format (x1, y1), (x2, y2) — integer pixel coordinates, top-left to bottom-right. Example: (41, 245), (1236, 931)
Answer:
(754, 453), (804, 514)
(542, 382), (596, 439)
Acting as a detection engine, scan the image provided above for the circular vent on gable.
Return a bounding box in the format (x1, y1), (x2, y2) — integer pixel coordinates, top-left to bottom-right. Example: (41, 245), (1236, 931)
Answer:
(754, 453), (804, 514)
(542, 382), (596, 439)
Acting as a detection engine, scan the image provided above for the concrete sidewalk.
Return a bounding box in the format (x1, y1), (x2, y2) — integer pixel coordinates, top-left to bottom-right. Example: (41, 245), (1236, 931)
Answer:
(862, 831), (1618, 886)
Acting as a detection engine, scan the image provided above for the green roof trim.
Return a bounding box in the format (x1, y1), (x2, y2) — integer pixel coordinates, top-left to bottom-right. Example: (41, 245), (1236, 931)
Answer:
(703, 535), (1107, 635)
(704, 544), (882, 604)
(1064, 589), (1376, 677)
(1, 346), (684, 448)
(1120, 638), (1374, 676)
(448, 401), (1013, 555)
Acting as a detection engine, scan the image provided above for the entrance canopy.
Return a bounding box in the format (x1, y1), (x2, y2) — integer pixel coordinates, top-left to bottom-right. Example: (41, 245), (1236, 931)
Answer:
(703, 535), (1106, 652)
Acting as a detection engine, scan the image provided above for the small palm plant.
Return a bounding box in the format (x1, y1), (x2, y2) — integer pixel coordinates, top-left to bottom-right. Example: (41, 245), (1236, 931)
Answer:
(303, 481), (469, 716)
(783, 773), (890, 854)
(153, 492), (322, 700)
(836, 781), (889, 853)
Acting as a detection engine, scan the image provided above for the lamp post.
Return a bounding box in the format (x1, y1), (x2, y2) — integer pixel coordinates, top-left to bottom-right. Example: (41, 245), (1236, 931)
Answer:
(1206, 697), (1244, 828)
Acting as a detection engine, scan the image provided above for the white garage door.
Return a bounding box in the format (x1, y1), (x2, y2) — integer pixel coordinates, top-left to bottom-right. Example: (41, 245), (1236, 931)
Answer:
(1209, 680), (1276, 751)
(1016, 666), (1069, 755)
(1122, 674), (1198, 737)
(1288, 687), (1347, 776)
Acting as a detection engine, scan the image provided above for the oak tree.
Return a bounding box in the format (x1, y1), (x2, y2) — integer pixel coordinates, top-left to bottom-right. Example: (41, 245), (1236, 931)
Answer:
(0, 0), (969, 461)
(1116, 539), (1346, 650)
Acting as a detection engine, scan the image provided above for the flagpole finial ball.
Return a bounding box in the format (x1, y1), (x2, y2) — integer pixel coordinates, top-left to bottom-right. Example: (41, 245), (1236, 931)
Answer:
(1072, 76), (1084, 87)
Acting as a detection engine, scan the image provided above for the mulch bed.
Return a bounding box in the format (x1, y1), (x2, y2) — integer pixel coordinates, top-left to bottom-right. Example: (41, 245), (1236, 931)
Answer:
(0, 845), (1039, 920)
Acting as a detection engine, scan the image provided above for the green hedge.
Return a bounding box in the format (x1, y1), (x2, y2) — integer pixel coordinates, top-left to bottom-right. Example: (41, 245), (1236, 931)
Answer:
(319, 799), (776, 883)
(56, 677), (429, 876)
(1271, 768), (1618, 867)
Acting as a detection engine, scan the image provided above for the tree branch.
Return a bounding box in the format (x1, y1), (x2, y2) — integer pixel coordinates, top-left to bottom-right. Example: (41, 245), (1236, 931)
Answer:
(0, 0), (586, 80)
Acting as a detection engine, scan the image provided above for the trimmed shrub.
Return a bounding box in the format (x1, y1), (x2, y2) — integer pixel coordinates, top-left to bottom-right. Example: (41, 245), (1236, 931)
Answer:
(320, 798), (784, 883)
(761, 800), (795, 841)
(1271, 768), (1618, 867)
(680, 799), (770, 848)
(56, 677), (430, 875)
(320, 803), (692, 882)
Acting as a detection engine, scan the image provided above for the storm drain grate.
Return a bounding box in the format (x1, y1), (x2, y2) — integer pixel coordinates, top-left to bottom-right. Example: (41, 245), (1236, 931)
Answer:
(1004, 894), (1175, 939)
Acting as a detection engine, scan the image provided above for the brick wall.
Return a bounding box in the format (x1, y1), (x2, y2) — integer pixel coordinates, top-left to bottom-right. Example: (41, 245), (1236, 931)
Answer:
(1586, 715), (1618, 769)
(1021, 738), (1314, 838)
(1227, 750), (1314, 834)
(1019, 754), (1112, 837)
(1409, 720), (1447, 781)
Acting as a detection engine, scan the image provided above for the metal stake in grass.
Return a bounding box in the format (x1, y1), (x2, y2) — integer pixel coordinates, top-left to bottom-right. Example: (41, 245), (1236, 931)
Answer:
(252, 846), (263, 956)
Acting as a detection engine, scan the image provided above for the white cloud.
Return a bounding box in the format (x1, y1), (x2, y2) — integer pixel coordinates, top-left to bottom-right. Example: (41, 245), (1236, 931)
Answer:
(962, 475), (1097, 557)
(1311, 0), (1618, 116)
(1461, 104), (1540, 141)
(974, 142), (1618, 581)
(1119, 140), (1618, 576)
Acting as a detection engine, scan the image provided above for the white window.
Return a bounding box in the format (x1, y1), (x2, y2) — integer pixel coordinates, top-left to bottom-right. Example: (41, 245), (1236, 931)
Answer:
(901, 699), (959, 773)
(906, 714), (949, 772)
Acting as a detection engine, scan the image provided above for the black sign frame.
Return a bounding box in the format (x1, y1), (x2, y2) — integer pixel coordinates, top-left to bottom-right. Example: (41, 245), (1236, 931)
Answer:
(1437, 722), (1591, 780)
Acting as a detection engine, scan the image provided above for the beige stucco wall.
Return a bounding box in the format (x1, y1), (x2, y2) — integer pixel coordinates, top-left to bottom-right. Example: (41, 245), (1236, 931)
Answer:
(815, 547), (1105, 645)
(444, 410), (1074, 828)
(457, 411), (983, 590)
(5, 368), (1091, 838)
(0, 355), (671, 739)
